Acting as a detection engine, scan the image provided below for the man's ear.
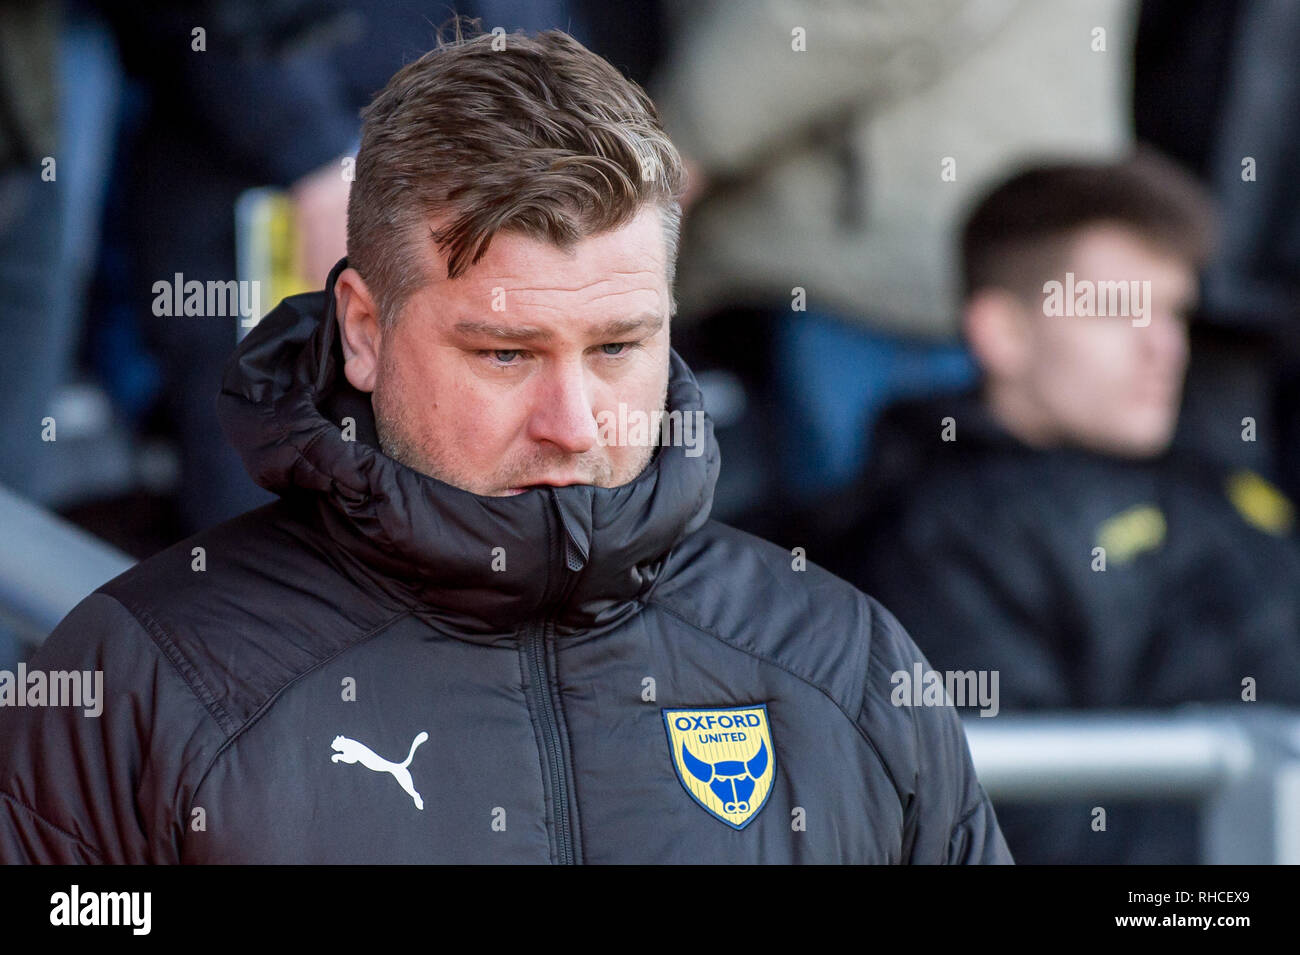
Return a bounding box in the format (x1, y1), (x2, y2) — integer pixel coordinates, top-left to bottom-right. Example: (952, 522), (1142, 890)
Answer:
(963, 288), (1033, 382)
(334, 267), (383, 393)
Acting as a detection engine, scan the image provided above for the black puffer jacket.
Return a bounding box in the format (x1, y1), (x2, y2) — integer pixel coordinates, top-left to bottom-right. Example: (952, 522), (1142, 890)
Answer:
(0, 263), (1011, 864)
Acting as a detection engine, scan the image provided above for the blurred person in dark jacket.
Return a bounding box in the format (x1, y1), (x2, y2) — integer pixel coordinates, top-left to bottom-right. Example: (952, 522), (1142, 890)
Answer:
(823, 151), (1300, 863)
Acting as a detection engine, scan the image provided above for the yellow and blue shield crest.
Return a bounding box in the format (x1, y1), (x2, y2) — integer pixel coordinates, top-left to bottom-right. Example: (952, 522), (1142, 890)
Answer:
(663, 704), (776, 829)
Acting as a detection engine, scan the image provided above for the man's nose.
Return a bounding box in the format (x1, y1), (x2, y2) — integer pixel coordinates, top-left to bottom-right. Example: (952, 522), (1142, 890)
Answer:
(527, 361), (599, 454)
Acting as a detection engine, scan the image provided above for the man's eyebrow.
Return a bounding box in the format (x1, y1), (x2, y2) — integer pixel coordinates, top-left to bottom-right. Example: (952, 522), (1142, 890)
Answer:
(452, 321), (554, 344)
(451, 312), (664, 344)
(590, 312), (664, 339)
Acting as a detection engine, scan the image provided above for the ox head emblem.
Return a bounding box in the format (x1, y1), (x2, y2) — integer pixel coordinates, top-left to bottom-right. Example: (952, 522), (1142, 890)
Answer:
(663, 705), (777, 829)
(681, 738), (769, 815)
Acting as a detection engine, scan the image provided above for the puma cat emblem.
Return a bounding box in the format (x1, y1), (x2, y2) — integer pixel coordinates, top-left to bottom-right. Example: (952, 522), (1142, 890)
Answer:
(330, 731), (429, 810)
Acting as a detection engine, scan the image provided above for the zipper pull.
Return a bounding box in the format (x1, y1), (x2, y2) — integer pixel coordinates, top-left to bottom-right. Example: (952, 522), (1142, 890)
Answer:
(548, 488), (589, 574)
(563, 532), (586, 572)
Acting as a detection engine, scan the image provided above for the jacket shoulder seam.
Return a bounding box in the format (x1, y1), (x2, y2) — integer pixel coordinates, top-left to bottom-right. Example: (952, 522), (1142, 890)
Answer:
(0, 789), (107, 863)
(646, 599), (905, 802)
(862, 600), (924, 815)
(100, 593), (235, 736)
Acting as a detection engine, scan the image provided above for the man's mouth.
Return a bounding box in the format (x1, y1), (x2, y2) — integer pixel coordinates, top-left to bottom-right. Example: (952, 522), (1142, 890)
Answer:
(502, 479), (589, 495)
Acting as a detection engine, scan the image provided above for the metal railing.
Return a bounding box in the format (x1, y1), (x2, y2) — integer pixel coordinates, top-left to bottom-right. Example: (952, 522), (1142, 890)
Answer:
(0, 482), (134, 643)
(964, 706), (1300, 863)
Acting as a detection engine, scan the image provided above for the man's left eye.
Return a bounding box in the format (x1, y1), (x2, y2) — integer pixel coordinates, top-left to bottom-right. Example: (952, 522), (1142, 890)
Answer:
(601, 342), (629, 356)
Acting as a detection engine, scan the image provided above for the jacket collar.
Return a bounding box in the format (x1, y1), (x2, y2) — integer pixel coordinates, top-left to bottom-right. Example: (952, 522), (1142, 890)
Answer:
(218, 258), (720, 640)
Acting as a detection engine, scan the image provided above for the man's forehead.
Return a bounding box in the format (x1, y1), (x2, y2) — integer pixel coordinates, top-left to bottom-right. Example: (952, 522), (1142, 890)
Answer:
(415, 219), (668, 323)
(456, 270), (665, 298)
(433, 267), (668, 333)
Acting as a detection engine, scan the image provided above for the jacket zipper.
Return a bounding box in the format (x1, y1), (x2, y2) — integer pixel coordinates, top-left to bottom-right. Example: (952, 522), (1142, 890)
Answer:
(525, 503), (586, 864)
(525, 619), (575, 864)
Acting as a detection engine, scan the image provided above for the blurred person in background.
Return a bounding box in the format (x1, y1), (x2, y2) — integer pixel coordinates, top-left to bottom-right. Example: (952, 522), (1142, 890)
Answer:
(822, 151), (1300, 863)
(649, 0), (1136, 532)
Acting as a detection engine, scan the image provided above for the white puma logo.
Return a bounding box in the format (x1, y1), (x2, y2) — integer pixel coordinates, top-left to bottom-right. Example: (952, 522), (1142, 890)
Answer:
(330, 731), (429, 810)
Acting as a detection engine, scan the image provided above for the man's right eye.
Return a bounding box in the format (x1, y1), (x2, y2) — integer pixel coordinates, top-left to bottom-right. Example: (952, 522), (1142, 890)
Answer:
(486, 350), (521, 364)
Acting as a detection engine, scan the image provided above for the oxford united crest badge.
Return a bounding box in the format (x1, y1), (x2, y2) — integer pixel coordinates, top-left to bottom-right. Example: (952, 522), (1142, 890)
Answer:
(662, 704), (776, 829)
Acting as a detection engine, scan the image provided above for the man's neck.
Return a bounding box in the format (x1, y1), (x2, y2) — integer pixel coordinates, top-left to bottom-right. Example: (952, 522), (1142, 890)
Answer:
(981, 379), (1061, 450)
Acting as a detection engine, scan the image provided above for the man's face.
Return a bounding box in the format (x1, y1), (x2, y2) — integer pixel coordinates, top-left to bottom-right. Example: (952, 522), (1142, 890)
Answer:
(1017, 223), (1195, 457)
(345, 204), (672, 496)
